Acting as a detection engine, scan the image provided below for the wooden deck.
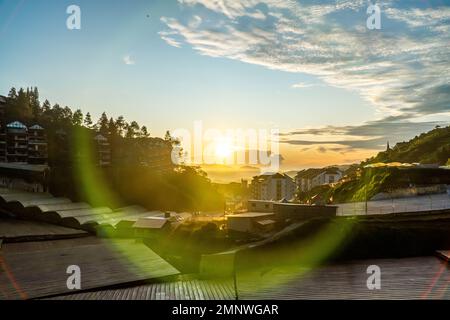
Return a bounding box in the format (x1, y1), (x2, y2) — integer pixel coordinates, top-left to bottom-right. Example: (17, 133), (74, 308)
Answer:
(45, 256), (450, 300)
(0, 237), (179, 300)
(48, 278), (235, 300)
(236, 256), (450, 300)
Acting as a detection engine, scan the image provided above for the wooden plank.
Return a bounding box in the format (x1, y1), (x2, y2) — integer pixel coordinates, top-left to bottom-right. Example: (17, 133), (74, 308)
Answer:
(0, 238), (179, 299)
(45, 256), (450, 300)
(236, 256), (450, 300)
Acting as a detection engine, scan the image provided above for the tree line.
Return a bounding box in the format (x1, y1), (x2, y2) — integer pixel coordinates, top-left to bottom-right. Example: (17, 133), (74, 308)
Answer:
(6, 87), (156, 139)
(3, 87), (224, 212)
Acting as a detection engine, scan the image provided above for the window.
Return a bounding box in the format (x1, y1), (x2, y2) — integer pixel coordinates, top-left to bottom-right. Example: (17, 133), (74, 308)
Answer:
(276, 180), (282, 200)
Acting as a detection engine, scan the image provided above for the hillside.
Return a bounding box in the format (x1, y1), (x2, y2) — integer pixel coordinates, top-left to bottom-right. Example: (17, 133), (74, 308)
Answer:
(300, 126), (450, 204)
(364, 125), (450, 166)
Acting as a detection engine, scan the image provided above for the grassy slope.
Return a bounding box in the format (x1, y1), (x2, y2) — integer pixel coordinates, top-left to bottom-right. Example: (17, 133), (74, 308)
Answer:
(365, 125), (450, 166)
(301, 126), (450, 204)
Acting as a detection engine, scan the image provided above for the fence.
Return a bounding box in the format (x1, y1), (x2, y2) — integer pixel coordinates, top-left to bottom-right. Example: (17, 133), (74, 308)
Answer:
(336, 193), (450, 216)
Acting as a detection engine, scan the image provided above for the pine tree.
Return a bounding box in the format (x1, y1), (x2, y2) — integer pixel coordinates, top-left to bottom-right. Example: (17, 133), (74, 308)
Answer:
(140, 125), (150, 138)
(165, 130), (172, 142)
(125, 121), (139, 138)
(42, 99), (51, 113)
(84, 112), (93, 128)
(72, 109), (83, 126)
(30, 87), (41, 121)
(97, 112), (109, 134)
(108, 117), (118, 136)
(8, 87), (17, 99)
(115, 116), (126, 136)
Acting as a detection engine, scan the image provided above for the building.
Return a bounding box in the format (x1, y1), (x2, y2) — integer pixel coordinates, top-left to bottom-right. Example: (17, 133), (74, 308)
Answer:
(94, 134), (111, 166)
(54, 129), (71, 165)
(296, 167), (343, 192)
(247, 199), (275, 212)
(2, 122), (49, 165)
(6, 121), (28, 163)
(0, 96), (7, 162)
(28, 125), (48, 164)
(142, 138), (173, 172)
(250, 173), (296, 201)
(226, 212), (277, 234)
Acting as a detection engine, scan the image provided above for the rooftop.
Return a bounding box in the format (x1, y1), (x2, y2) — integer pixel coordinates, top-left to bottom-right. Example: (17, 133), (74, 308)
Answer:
(29, 124), (44, 130)
(226, 212), (275, 218)
(0, 163), (50, 172)
(133, 217), (169, 229)
(7, 121), (27, 130)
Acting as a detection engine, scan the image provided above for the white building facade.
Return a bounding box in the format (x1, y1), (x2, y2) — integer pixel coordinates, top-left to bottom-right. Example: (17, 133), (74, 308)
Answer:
(250, 173), (296, 201)
(296, 167), (343, 192)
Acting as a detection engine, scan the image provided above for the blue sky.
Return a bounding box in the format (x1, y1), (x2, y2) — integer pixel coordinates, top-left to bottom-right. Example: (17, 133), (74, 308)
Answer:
(0, 0), (449, 169)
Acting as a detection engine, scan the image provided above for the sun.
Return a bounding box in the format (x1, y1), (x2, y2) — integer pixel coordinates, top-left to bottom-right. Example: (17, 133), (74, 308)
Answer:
(215, 140), (234, 159)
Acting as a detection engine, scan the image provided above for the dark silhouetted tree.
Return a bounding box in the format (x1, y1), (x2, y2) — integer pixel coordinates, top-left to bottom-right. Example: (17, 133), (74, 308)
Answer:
(72, 109), (83, 126)
(84, 112), (93, 128)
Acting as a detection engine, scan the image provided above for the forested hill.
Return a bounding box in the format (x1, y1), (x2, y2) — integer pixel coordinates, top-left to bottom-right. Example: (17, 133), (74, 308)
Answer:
(364, 125), (450, 166)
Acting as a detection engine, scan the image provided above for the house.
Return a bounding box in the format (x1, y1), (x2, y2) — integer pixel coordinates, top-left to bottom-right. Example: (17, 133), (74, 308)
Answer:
(295, 167), (343, 192)
(247, 199), (274, 212)
(0, 96), (7, 162)
(226, 212), (277, 234)
(94, 134), (111, 166)
(250, 173), (295, 201)
(28, 125), (48, 164)
(6, 121), (28, 163)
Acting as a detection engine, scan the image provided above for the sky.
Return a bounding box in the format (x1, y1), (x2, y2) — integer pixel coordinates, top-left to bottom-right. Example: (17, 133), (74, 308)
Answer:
(0, 0), (449, 172)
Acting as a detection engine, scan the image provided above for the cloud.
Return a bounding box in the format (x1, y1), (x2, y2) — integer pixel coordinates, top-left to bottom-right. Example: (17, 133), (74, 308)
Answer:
(291, 82), (319, 89)
(160, 0), (450, 120)
(123, 54), (135, 65)
(317, 146), (327, 153)
(280, 118), (444, 151)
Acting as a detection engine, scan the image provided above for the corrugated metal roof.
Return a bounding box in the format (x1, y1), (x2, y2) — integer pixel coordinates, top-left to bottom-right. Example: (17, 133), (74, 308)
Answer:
(133, 217), (169, 229)
(0, 217), (88, 242)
